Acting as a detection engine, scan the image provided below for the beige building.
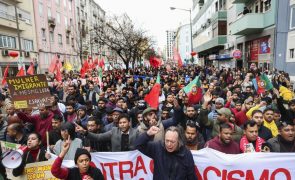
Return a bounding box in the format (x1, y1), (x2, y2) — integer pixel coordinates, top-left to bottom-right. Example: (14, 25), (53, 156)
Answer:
(0, 0), (38, 79)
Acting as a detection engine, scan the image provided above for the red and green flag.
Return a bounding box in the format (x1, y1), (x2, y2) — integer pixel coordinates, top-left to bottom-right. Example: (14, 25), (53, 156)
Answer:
(144, 73), (161, 109)
(183, 76), (202, 105)
(252, 74), (273, 94)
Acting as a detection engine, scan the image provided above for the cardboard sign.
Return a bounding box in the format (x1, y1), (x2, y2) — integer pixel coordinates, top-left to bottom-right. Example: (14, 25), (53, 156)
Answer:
(0, 141), (21, 153)
(7, 74), (52, 109)
(24, 161), (58, 180)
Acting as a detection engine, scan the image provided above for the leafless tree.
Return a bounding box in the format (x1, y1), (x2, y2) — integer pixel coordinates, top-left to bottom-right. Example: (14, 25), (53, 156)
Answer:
(94, 14), (154, 71)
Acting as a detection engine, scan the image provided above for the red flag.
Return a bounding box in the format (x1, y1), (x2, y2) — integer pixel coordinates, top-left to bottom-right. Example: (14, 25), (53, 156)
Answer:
(80, 65), (86, 78)
(82, 60), (90, 72)
(49, 54), (59, 73)
(16, 67), (25, 77)
(27, 63), (34, 75)
(187, 87), (203, 105)
(56, 64), (62, 82)
(149, 56), (162, 68)
(144, 73), (161, 108)
(92, 57), (99, 69)
(1, 64), (9, 85)
(173, 48), (183, 67)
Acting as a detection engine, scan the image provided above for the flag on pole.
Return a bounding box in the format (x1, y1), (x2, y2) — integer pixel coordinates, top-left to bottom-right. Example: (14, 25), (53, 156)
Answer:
(183, 76), (202, 105)
(27, 62), (34, 75)
(252, 74), (273, 94)
(16, 66), (25, 77)
(149, 56), (162, 68)
(1, 64), (9, 85)
(98, 67), (103, 89)
(49, 55), (59, 73)
(144, 73), (161, 109)
(173, 48), (183, 67)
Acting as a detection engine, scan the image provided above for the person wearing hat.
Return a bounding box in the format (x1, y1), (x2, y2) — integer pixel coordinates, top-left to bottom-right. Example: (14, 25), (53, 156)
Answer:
(208, 97), (224, 122)
(137, 99), (182, 142)
(267, 121), (295, 152)
(202, 92), (243, 142)
(106, 93), (116, 109)
(51, 136), (104, 180)
(76, 114), (139, 152)
(235, 97), (255, 127)
(104, 107), (123, 132)
(76, 105), (90, 129)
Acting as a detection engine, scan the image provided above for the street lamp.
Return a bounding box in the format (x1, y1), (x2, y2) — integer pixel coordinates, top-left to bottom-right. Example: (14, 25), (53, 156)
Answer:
(170, 6), (194, 63)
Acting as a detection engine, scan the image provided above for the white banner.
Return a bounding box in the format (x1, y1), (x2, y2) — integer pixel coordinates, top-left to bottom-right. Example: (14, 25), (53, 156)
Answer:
(51, 148), (295, 180)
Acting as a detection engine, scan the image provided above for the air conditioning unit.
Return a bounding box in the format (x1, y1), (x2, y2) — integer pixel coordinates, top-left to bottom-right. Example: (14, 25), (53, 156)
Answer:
(25, 51), (30, 57)
(1, 49), (8, 56)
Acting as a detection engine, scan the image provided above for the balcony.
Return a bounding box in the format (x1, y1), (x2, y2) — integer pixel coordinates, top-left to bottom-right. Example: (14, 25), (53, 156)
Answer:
(80, 0), (85, 7)
(48, 17), (56, 27)
(11, 0), (23, 3)
(230, 10), (275, 35)
(93, 10), (97, 17)
(211, 11), (227, 23)
(0, 11), (25, 30)
(80, 15), (86, 22)
(195, 35), (227, 53)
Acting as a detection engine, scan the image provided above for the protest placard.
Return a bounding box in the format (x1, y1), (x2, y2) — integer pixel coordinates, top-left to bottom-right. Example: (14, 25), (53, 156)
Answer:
(6, 74), (52, 109)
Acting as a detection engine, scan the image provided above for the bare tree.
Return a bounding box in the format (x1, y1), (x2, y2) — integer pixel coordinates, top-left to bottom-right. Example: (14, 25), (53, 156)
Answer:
(94, 14), (153, 71)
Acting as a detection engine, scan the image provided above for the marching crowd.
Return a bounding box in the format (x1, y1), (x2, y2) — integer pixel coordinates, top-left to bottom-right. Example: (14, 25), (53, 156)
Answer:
(0, 64), (295, 180)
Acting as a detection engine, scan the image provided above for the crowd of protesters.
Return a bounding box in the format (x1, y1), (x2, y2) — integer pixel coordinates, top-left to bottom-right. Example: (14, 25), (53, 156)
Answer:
(0, 64), (295, 179)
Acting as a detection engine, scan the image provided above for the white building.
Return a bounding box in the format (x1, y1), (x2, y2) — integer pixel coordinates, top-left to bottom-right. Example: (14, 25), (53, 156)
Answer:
(174, 24), (191, 64)
(166, 30), (175, 60)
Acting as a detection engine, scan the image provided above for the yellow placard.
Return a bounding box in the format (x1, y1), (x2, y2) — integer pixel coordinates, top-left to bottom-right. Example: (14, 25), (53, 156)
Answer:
(14, 100), (28, 109)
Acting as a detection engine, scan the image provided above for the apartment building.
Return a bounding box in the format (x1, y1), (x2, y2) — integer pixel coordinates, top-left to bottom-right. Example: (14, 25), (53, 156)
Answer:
(33, 0), (79, 73)
(166, 30), (176, 61)
(0, 0), (37, 77)
(192, 0), (228, 68)
(228, 0), (276, 70)
(174, 24), (192, 64)
(75, 0), (106, 61)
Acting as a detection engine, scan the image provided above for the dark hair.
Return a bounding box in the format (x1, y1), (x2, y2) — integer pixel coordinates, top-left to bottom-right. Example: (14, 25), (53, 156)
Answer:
(289, 99), (295, 106)
(53, 114), (63, 122)
(68, 84), (77, 90)
(243, 120), (257, 130)
(219, 123), (233, 132)
(263, 107), (274, 114)
(252, 109), (263, 117)
(60, 122), (76, 140)
(88, 116), (102, 125)
(66, 95), (77, 102)
(28, 132), (42, 147)
(185, 121), (199, 131)
(9, 123), (23, 133)
(277, 121), (294, 130)
(65, 102), (75, 108)
(118, 113), (130, 122)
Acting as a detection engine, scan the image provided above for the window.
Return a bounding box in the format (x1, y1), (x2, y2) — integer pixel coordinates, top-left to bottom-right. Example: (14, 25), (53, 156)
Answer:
(264, 0), (271, 11)
(41, 28), (46, 40)
(66, 36), (70, 44)
(56, 12), (60, 24)
(71, 37), (74, 47)
(49, 31), (54, 42)
(58, 34), (62, 45)
(0, 35), (16, 48)
(64, 16), (68, 27)
(290, 49), (294, 59)
(23, 39), (33, 51)
(70, 18), (73, 26)
(47, 7), (51, 18)
(291, 6), (295, 29)
(38, 2), (43, 16)
(69, 0), (72, 11)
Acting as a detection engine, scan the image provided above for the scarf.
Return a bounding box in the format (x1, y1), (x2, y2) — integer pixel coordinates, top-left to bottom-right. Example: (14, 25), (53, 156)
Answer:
(240, 135), (265, 152)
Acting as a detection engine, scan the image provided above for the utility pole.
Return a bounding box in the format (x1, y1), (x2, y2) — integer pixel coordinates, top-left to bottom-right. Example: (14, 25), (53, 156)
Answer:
(14, 5), (22, 57)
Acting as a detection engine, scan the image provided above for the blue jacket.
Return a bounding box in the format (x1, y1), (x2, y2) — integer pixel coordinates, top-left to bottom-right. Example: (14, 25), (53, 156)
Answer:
(135, 133), (197, 180)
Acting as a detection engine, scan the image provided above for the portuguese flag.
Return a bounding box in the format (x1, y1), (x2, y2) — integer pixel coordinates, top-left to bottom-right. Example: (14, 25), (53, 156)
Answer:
(183, 76), (202, 105)
(144, 73), (161, 109)
(252, 74), (273, 94)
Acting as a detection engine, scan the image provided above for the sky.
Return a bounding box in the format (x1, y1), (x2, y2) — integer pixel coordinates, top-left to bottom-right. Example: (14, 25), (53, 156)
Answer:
(95, 0), (192, 50)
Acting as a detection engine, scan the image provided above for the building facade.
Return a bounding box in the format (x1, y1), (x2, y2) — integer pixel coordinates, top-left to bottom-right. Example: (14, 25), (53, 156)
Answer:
(228, 0), (276, 70)
(192, 0), (228, 68)
(166, 30), (175, 61)
(33, 0), (79, 73)
(0, 0), (38, 77)
(174, 24), (192, 64)
(75, 0), (106, 63)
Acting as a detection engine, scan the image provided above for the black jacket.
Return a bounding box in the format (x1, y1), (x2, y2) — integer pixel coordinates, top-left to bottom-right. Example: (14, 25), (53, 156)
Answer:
(277, 97), (295, 123)
(67, 166), (104, 180)
(135, 133), (197, 180)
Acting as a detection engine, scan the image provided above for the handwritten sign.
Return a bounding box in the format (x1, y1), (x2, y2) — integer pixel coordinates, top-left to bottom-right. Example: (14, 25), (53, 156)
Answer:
(7, 74), (52, 109)
(0, 141), (21, 153)
(24, 161), (58, 180)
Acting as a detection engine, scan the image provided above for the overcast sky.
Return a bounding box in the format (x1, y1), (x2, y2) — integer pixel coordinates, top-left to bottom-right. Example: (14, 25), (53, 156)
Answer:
(95, 0), (192, 50)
